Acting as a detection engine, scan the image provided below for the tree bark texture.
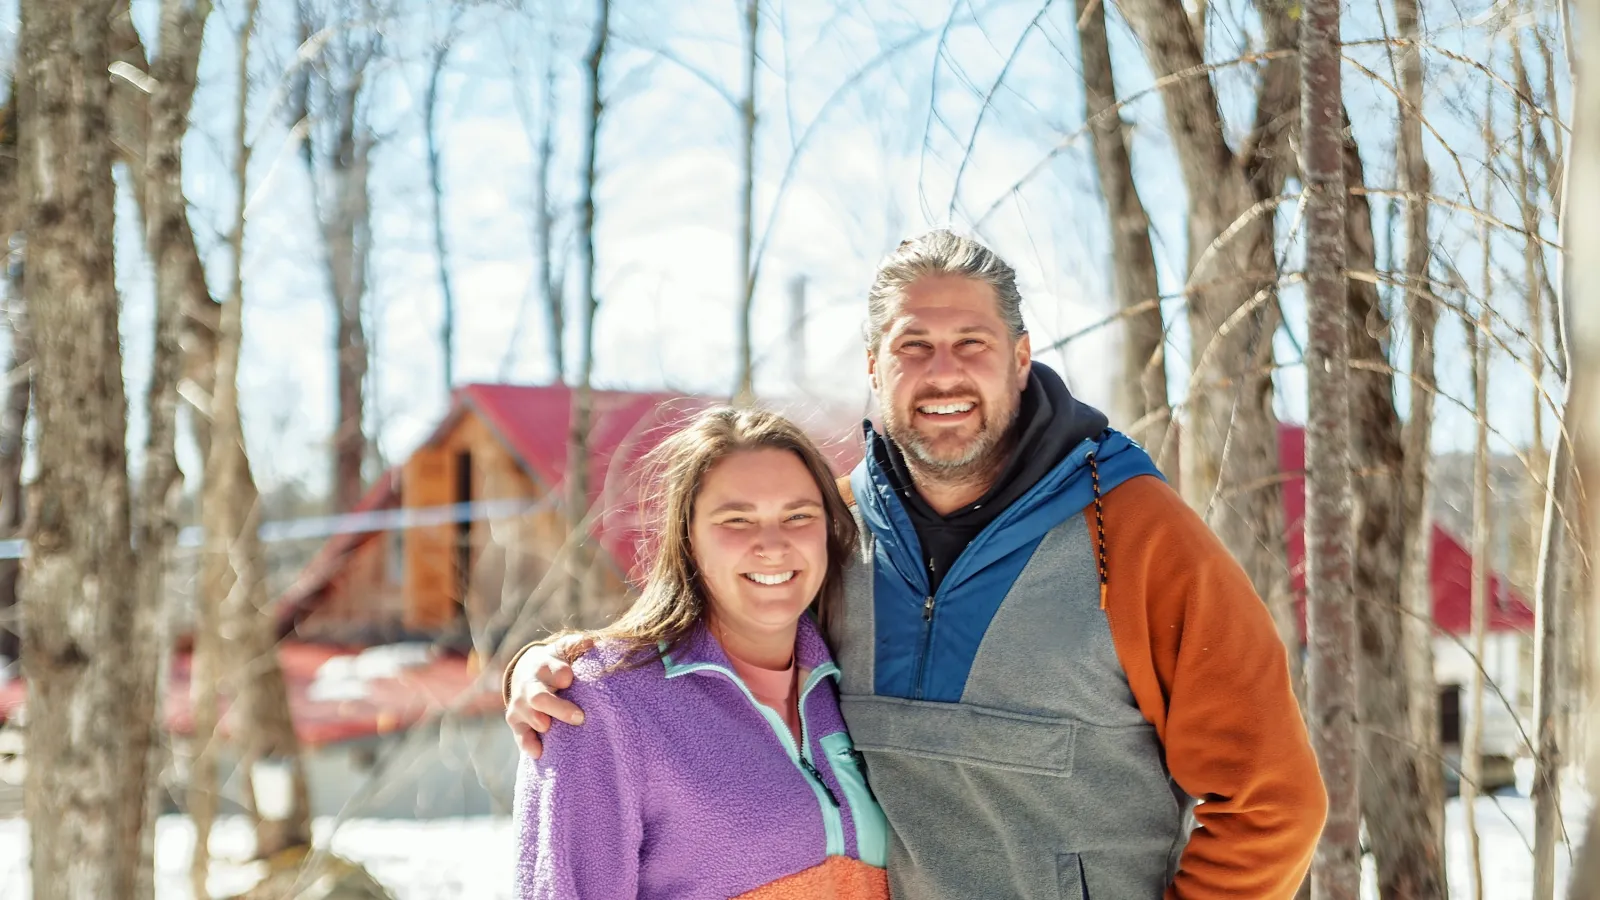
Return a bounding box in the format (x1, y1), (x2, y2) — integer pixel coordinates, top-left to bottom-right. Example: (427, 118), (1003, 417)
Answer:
(733, 0), (758, 403)
(15, 1), (141, 896)
(1532, 429), (1572, 900)
(1114, 0), (1291, 673)
(195, 6), (313, 887)
(108, 0), (220, 461)
(1343, 129), (1447, 899)
(130, 3), (212, 897)
(565, 0), (609, 622)
(293, 4), (376, 514)
(1299, 0), (1358, 895)
(1393, 0), (1446, 857)
(1565, 0), (1600, 885)
(1075, 0), (1169, 462)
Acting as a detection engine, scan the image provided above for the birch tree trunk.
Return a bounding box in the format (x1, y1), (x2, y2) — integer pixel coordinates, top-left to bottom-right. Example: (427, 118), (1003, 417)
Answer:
(1529, 18), (1572, 897)
(565, 0), (609, 622)
(1565, 0), (1600, 884)
(733, 0), (758, 403)
(1514, 27), (1549, 597)
(1075, 0), (1168, 460)
(1394, 0), (1446, 855)
(16, 1), (141, 896)
(1300, 0), (1358, 895)
(130, 2), (211, 897)
(1462, 277), (1492, 900)
(1532, 420), (1572, 900)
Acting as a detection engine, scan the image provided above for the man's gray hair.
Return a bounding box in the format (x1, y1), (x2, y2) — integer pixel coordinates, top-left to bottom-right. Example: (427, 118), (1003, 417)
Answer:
(865, 229), (1026, 348)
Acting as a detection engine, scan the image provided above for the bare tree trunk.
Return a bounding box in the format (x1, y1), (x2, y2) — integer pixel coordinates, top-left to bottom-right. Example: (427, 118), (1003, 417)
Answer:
(565, 0), (609, 622)
(1116, 0), (1290, 686)
(733, 0), (758, 403)
(1462, 265), (1492, 900)
(293, 4), (376, 514)
(329, 140), (371, 515)
(1300, 0), (1358, 895)
(1533, 426), (1572, 900)
(425, 32), (456, 397)
(1564, 0), (1600, 884)
(1342, 129), (1446, 899)
(1515, 26), (1549, 596)
(536, 48), (565, 384)
(1075, 0), (1168, 458)
(16, 1), (141, 896)
(107, 1), (220, 463)
(132, 3), (211, 898)
(1394, 0), (1446, 858)
(1525, 15), (1570, 899)
(196, 7), (313, 888)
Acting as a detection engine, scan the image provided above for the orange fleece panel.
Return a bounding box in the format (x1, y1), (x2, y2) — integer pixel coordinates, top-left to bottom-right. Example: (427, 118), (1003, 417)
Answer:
(733, 856), (890, 900)
(1097, 475), (1328, 900)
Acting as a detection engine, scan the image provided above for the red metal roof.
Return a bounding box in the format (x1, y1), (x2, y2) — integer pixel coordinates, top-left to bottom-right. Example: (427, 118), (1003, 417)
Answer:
(277, 384), (867, 631)
(1277, 424), (1535, 637)
(162, 641), (503, 748)
(458, 383), (725, 581)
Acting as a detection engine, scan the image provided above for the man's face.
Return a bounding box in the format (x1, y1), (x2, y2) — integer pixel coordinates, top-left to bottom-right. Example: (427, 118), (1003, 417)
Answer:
(868, 275), (1031, 484)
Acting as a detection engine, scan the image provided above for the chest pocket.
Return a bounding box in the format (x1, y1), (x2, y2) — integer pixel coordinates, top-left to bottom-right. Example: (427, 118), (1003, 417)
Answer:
(840, 694), (1077, 777)
(820, 731), (889, 867)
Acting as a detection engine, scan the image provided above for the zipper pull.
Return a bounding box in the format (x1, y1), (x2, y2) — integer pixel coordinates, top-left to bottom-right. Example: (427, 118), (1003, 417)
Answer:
(800, 756), (840, 807)
(922, 595), (935, 621)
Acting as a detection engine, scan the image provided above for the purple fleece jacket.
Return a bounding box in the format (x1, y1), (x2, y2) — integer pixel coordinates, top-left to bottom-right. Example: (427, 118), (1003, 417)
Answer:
(512, 615), (889, 899)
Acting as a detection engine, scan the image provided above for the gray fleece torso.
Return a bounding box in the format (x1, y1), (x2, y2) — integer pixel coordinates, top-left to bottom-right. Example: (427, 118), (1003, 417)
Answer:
(831, 515), (1195, 899)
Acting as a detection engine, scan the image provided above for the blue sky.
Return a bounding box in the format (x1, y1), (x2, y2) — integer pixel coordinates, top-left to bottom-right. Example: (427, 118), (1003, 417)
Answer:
(1, 0), (1568, 496)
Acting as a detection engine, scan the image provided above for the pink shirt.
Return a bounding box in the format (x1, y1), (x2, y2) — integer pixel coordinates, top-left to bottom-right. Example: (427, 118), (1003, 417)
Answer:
(723, 642), (806, 743)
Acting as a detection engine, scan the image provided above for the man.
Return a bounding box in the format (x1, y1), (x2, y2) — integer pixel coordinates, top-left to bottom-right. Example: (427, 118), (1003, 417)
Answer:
(505, 231), (1327, 898)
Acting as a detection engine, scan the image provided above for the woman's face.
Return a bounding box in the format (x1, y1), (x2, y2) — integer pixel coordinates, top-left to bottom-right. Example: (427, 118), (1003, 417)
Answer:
(690, 448), (829, 643)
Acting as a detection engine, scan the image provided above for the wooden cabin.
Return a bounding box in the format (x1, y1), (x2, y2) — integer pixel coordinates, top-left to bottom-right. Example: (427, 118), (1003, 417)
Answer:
(276, 384), (728, 647)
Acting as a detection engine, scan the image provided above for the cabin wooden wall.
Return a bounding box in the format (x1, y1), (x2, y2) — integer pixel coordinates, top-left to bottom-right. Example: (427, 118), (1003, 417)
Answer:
(301, 408), (637, 645)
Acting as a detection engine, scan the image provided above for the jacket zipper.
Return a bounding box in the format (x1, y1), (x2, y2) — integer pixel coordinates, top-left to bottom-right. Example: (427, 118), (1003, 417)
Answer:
(683, 662), (847, 855)
(911, 594), (935, 700)
(799, 757), (839, 806)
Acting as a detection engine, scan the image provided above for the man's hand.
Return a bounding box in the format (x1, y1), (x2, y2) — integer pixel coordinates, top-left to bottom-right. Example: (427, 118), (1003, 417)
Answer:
(505, 634), (594, 758)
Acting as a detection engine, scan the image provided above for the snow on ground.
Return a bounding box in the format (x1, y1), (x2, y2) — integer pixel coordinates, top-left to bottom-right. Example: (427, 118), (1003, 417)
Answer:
(0, 815), (518, 900)
(0, 787), (1589, 898)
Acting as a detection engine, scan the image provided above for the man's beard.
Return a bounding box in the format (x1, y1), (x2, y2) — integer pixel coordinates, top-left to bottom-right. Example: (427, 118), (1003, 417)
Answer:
(882, 389), (1020, 489)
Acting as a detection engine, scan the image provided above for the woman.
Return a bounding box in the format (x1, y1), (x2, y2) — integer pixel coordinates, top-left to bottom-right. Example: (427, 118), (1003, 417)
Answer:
(513, 407), (890, 899)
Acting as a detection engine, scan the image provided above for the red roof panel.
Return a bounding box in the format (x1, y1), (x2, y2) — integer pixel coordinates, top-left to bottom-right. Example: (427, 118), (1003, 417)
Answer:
(1277, 424), (1534, 637)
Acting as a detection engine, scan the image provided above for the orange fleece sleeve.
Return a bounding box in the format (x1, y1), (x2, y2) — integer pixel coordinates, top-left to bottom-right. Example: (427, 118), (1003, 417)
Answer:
(1098, 475), (1327, 900)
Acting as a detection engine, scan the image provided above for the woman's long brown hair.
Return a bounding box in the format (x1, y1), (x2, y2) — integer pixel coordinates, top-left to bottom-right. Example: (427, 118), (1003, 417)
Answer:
(588, 406), (858, 669)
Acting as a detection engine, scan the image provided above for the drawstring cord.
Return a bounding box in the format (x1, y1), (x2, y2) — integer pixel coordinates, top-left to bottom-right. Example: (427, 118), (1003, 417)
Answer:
(1088, 450), (1108, 609)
